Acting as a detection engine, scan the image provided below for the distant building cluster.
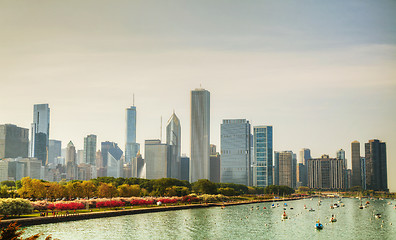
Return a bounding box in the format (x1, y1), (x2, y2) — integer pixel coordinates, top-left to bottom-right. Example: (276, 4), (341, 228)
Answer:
(0, 88), (388, 191)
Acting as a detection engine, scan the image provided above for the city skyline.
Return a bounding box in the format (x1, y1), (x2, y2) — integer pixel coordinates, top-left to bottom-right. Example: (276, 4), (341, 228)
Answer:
(0, 1), (395, 190)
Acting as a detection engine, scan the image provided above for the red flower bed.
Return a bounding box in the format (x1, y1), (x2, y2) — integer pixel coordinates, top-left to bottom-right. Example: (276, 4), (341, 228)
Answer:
(157, 198), (178, 204)
(96, 200), (125, 208)
(130, 199), (155, 206)
(48, 202), (85, 210)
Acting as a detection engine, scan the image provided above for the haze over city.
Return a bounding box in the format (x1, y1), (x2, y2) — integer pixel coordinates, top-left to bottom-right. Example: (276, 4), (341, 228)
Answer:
(0, 1), (395, 191)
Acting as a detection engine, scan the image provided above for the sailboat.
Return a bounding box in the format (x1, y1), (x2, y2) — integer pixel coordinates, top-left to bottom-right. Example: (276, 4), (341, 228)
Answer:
(282, 211), (288, 220)
(330, 214), (337, 222)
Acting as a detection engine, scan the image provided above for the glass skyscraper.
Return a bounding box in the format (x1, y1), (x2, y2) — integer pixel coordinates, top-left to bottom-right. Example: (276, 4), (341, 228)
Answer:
(220, 119), (251, 186)
(125, 105), (140, 163)
(253, 125), (273, 188)
(190, 88), (210, 182)
(84, 134), (97, 166)
(166, 112), (181, 179)
(30, 104), (50, 165)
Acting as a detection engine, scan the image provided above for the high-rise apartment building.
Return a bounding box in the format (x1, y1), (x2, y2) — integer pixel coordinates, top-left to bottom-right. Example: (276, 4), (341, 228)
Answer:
(336, 149), (346, 168)
(30, 104), (50, 165)
(145, 140), (168, 179)
(307, 155), (344, 189)
(107, 144), (124, 178)
(276, 151), (294, 188)
(190, 88), (210, 182)
(365, 139), (387, 191)
(252, 126), (273, 188)
(0, 124), (29, 159)
(48, 140), (61, 165)
(351, 141), (361, 187)
(84, 134), (97, 166)
(166, 112), (181, 179)
(125, 104), (140, 163)
(220, 119), (251, 186)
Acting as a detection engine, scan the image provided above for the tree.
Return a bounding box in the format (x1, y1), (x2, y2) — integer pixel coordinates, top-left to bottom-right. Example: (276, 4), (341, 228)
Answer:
(0, 219), (58, 240)
(81, 181), (96, 198)
(218, 187), (236, 196)
(165, 186), (189, 197)
(0, 181), (15, 188)
(17, 177), (34, 198)
(0, 198), (33, 216)
(192, 179), (217, 195)
(97, 183), (118, 198)
(297, 186), (310, 192)
(0, 186), (10, 198)
(118, 184), (140, 197)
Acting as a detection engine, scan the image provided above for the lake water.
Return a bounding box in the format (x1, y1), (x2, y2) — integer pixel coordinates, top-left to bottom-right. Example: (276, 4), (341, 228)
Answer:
(23, 198), (396, 239)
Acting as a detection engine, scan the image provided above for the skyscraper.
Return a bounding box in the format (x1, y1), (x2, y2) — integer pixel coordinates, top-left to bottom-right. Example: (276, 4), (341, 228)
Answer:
(209, 144), (220, 183)
(166, 112), (181, 179)
(0, 124), (29, 159)
(307, 154), (344, 189)
(277, 151), (293, 188)
(190, 88), (210, 182)
(145, 140), (167, 179)
(220, 119), (251, 186)
(48, 140), (61, 165)
(336, 149), (346, 168)
(351, 141), (361, 187)
(30, 104), (50, 165)
(107, 143), (124, 178)
(66, 141), (77, 180)
(125, 104), (140, 164)
(180, 155), (190, 181)
(299, 148), (311, 165)
(365, 139), (387, 191)
(252, 125), (273, 188)
(84, 134), (97, 166)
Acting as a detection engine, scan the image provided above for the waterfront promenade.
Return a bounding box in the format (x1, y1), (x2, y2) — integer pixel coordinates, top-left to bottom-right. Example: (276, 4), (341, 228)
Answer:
(1, 196), (305, 228)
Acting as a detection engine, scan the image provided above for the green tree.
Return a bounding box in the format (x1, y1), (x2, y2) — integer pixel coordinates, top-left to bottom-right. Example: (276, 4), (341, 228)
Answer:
(218, 187), (236, 196)
(0, 198), (33, 216)
(192, 179), (217, 194)
(118, 184), (140, 197)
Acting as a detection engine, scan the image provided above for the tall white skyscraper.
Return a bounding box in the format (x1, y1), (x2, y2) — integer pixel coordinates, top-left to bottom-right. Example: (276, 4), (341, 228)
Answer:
(220, 119), (251, 186)
(29, 104), (50, 165)
(190, 88), (210, 182)
(125, 103), (140, 163)
(252, 125), (273, 188)
(166, 112), (181, 179)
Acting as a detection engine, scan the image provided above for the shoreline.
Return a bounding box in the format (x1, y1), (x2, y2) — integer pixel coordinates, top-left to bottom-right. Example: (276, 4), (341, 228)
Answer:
(1, 196), (307, 228)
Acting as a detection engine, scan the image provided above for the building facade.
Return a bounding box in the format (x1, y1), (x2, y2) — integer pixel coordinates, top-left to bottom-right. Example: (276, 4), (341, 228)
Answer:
(125, 105), (140, 164)
(351, 141), (361, 188)
(252, 126), (273, 188)
(190, 88), (210, 182)
(66, 141), (77, 180)
(220, 119), (251, 186)
(166, 112), (181, 179)
(180, 155), (190, 181)
(276, 151), (294, 188)
(84, 134), (97, 166)
(145, 140), (168, 179)
(30, 104), (50, 165)
(0, 124), (29, 159)
(307, 155), (344, 189)
(365, 139), (387, 191)
(48, 139), (61, 165)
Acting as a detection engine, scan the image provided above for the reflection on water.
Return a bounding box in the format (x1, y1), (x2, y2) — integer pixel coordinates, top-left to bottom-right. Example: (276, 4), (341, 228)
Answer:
(23, 198), (396, 239)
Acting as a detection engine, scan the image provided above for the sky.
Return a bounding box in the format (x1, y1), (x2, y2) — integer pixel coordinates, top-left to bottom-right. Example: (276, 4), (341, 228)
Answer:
(1, 1), (395, 190)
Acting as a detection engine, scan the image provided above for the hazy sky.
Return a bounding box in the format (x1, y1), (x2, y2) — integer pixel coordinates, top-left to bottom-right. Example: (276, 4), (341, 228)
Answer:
(1, 1), (395, 190)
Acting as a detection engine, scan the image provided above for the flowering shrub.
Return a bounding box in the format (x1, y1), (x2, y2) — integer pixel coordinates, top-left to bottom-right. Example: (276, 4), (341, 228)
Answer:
(130, 199), (155, 206)
(156, 198), (178, 204)
(47, 202), (85, 210)
(0, 198), (33, 216)
(181, 195), (199, 203)
(30, 200), (50, 211)
(96, 200), (125, 208)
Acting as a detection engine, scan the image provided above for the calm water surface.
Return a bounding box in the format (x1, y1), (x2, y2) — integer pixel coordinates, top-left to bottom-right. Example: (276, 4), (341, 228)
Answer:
(23, 198), (396, 239)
